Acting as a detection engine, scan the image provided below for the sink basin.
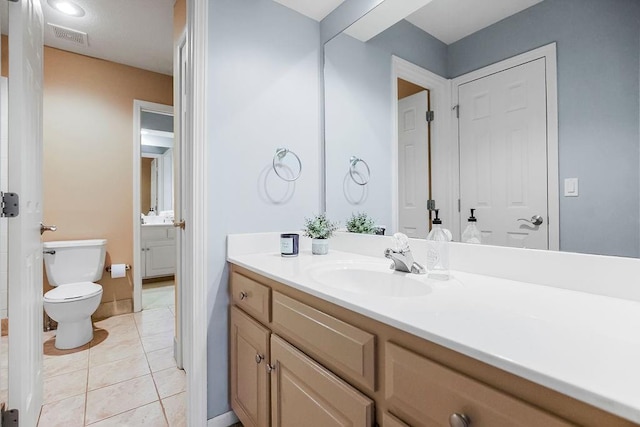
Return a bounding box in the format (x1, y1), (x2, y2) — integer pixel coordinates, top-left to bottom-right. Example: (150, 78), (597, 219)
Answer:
(307, 260), (432, 297)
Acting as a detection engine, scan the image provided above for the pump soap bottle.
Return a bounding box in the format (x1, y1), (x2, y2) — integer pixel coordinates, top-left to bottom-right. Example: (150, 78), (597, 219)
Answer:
(426, 209), (449, 280)
(461, 208), (482, 244)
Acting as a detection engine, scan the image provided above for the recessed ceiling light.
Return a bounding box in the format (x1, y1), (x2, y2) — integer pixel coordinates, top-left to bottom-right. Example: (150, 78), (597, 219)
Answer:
(47, 0), (85, 17)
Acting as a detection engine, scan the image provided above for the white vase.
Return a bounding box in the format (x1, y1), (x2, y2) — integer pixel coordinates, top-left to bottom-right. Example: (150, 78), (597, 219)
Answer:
(312, 238), (329, 255)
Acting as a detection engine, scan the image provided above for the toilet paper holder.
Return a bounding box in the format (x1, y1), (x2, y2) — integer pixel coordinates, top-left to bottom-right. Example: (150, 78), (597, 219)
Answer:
(105, 264), (131, 272)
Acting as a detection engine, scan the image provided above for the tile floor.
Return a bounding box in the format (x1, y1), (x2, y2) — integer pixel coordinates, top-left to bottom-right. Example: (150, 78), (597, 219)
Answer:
(142, 280), (175, 310)
(37, 306), (185, 426)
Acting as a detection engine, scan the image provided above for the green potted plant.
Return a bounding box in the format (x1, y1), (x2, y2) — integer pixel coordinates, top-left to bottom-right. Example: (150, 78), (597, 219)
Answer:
(345, 212), (378, 234)
(303, 213), (338, 255)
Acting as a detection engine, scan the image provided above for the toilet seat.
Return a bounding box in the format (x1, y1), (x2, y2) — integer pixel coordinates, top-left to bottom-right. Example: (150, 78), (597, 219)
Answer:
(44, 282), (102, 303)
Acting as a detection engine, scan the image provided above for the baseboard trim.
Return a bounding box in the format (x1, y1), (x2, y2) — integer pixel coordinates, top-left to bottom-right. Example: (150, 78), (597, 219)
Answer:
(207, 410), (239, 427)
(93, 299), (133, 320)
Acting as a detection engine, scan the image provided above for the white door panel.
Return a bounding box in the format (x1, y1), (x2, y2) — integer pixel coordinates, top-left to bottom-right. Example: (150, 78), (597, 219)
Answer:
(398, 91), (429, 238)
(459, 58), (548, 249)
(8, 0), (45, 425)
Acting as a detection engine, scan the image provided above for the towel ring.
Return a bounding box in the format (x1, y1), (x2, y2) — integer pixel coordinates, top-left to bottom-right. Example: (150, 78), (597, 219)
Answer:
(349, 156), (370, 186)
(273, 148), (302, 182)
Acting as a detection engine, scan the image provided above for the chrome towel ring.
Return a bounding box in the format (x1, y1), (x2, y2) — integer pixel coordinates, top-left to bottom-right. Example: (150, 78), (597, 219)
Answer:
(349, 156), (370, 185)
(273, 148), (302, 182)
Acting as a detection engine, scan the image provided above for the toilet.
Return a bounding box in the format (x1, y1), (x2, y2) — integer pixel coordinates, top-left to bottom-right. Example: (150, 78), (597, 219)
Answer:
(43, 239), (107, 350)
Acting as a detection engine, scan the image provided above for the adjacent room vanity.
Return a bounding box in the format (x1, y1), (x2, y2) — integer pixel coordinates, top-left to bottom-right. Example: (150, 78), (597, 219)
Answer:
(140, 224), (176, 279)
(227, 233), (640, 427)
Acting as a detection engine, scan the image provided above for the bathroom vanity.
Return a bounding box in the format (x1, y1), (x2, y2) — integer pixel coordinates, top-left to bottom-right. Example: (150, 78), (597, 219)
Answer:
(140, 224), (176, 278)
(228, 233), (640, 427)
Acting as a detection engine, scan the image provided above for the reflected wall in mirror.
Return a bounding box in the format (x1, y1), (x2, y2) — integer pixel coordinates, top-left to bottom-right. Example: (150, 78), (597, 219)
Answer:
(324, 0), (640, 257)
(140, 110), (174, 216)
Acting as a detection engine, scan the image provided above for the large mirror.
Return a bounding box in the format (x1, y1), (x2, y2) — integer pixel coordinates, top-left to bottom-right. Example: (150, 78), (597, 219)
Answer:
(140, 110), (174, 218)
(324, 0), (640, 258)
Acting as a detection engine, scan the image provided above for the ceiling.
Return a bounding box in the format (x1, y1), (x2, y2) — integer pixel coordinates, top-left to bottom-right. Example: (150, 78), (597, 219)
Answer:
(272, 0), (346, 22)
(1, 0), (174, 76)
(275, 0), (544, 44)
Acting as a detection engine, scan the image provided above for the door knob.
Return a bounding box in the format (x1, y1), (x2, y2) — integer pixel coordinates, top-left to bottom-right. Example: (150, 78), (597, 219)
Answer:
(517, 215), (543, 226)
(40, 223), (57, 235)
(173, 220), (185, 230)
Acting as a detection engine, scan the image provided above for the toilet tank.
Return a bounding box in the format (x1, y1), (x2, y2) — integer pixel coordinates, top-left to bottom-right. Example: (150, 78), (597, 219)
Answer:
(43, 239), (107, 286)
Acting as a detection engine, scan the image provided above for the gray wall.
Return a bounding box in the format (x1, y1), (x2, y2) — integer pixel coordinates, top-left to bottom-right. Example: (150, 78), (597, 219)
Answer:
(207, 0), (321, 418)
(449, 0), (640, 257)
(325, 20), (447, 231)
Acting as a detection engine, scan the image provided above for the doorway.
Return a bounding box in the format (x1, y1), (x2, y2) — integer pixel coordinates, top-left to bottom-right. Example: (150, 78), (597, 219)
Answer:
(397, 79), (432, 238)
(133, 101), (176, 313)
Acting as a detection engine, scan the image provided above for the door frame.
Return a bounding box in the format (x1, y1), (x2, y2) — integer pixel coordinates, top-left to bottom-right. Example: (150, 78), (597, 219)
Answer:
(451, 43), (559, 250)
(132, 99), (174, 314)
(391, 56), (452, 235)
(187, 0), (209, 424)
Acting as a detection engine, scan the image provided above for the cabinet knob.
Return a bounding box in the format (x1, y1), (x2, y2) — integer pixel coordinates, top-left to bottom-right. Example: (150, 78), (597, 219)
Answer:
(255, 354), (264, 364)
(449, 413), (471, 427)
(239, 291), (248, 300)
(266, 364), (276, 374)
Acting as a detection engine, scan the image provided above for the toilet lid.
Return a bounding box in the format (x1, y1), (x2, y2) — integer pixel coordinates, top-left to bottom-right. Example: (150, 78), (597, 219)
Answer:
(44, 282), (102, 302)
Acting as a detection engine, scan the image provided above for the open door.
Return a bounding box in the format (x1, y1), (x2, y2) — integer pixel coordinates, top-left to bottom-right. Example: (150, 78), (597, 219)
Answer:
(7, 1), (45, 425)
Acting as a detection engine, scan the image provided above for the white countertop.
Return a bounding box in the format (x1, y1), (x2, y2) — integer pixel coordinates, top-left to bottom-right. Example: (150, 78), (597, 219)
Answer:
(228, 246), (640, 423)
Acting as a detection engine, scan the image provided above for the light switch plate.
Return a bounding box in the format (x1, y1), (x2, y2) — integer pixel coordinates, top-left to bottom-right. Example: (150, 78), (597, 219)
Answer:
(564, 178), (579, 197)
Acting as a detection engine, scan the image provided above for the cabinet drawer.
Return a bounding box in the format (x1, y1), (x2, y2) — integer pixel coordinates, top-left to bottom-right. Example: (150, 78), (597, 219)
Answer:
(231, 272), (271, 323)
(272, 292), (376, 391)
(271, 334), (373, 427)
(385, 342), (573, 427)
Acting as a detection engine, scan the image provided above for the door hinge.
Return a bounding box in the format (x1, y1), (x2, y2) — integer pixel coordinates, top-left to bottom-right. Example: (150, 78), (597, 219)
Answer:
(453, 104), (460, 119)
(427, 200), (436, 211)
(1, 402), (19, 427)
(1, 192), (19, 218)
(425, 110), (435, 122)
(458, 199), (461, 212)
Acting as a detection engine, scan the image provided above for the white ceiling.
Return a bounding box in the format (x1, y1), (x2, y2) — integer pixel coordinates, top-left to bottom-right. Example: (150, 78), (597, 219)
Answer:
(275, 0), (544, 45)
(405, 0), (544, 45)
(1, 0), (174, 76)
(272, 0), (346, 22)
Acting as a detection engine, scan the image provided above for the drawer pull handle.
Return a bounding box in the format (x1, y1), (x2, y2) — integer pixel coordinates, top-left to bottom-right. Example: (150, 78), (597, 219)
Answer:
(255, 354), (264, 364)
(239, 291), (248, 300)
(449, 413), (471, 427)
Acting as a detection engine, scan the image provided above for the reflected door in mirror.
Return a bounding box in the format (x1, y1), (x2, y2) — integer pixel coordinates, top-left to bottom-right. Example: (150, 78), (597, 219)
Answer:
(459, 58), (548, 249)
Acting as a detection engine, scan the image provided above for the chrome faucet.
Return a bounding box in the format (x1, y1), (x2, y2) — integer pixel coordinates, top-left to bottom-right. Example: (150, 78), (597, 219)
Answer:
(384, 233), (426, 274)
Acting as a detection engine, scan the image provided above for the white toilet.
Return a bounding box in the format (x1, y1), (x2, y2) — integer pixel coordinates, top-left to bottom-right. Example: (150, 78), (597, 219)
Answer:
(43, 239), (107, 350)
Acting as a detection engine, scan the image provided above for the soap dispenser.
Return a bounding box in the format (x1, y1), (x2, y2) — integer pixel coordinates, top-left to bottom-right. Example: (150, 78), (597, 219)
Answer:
(461, 208), (482, 244)
(426, 209), (449, 280)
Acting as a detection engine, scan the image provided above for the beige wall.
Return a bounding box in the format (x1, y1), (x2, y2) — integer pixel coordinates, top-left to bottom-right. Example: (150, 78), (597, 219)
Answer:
(141, 158), (153, 215)
(42, 47), (173, 303)
(174, 0), (186, 43)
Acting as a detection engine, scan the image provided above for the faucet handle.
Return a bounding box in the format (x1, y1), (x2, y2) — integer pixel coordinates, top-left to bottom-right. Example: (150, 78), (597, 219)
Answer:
(392, 233), (410, 252)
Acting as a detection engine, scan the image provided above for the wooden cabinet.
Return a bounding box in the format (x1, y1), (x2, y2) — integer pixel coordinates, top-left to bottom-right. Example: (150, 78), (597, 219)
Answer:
(384, 342), (572, 427)
(141, 225), (175, 278)
(270, 335), (373, 427)
(230, 306), (270, 427)
(229, 265), (634, 427)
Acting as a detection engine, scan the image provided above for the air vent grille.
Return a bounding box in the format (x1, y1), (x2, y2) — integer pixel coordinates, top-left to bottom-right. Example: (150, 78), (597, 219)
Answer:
(48, 23), (88, 46)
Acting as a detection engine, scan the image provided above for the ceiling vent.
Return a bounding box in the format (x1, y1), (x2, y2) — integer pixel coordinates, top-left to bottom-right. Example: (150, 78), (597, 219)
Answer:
(48, 23), (88, 46)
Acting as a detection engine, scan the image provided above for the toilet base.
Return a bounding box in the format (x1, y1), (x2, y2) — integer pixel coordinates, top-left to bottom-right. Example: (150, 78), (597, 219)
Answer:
(55, 317), (94, 350)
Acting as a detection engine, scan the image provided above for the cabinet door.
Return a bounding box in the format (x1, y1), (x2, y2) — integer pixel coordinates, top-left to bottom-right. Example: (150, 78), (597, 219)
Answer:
(145, 239), (176, 277)
(230, 306), (270, 427)
(271, 335), (373, 427)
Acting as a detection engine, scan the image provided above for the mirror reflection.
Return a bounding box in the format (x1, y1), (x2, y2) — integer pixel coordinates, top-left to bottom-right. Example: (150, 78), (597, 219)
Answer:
(140, 110), (174, 223)
(324, 0), (640, 258)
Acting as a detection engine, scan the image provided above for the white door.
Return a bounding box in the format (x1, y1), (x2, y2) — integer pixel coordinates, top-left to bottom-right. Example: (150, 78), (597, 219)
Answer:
(175, 36), (189, 371)
(7, 1), (45, 425)
(398, 90), (430, 238)
(458, 58), (548, 249)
